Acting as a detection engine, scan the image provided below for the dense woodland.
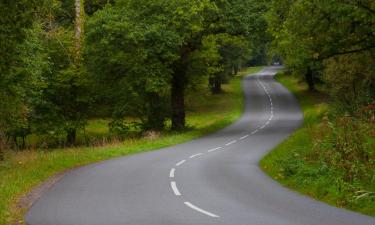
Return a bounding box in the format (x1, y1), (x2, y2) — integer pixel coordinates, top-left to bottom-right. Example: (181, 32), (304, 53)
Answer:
(0, 0), (374, 160)
(0, 0), (269, 154)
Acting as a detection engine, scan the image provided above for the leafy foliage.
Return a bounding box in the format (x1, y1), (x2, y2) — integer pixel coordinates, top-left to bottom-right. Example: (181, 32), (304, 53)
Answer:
(0, 1), (34, 145)
(267, 0), (375, 91)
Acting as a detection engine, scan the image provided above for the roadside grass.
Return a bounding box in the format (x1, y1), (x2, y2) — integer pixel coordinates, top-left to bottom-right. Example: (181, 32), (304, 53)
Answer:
(260, 72), (375, 216)
(0, 66), (263, 225)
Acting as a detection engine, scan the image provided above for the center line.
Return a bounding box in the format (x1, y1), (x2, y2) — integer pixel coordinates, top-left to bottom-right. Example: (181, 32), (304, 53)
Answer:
(239, 135), (249, 140)
(169, 168), (175, 178)
(225, 140), (237, 146)
(208, 147), (222, 152)
(176, 160), (186, 167)
(184, 202), (220, 218)
(171, 181), (181, 196)
(189, 153), (203, 159)
(251, 130), (258, 135)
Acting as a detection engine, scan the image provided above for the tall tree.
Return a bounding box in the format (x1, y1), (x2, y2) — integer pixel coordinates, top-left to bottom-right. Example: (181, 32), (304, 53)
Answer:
(0, 0), (38, 153)
(74, 0), (84, 62)
(25, 0), (92, 146)
(86, 0), (269, 130)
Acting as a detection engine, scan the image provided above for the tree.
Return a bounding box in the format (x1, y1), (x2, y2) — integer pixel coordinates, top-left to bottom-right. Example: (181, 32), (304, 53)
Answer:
(86, 0), (270, 130)
(24, 0), (92, 146)
(0, 0), (39, 153)
(267, 0), (375, 91)
(86, 1), (177, 130)
(208, 34), (249, 94)
(208, 0), (269, 94)
(86, 0), (220, 130)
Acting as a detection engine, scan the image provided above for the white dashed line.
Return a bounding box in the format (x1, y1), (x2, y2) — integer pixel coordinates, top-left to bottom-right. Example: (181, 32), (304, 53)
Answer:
(176, 160), (186, 167)
(184, 202), (220, 218)
(169, 168), (175, 178)
(169, 72), (276, 219)
(171, 182), (181, 196)
(189, 153), (203, 159)
(225, 140), (237, 146)
(239, 135), (249, 140)
(208, 147), (222, 152)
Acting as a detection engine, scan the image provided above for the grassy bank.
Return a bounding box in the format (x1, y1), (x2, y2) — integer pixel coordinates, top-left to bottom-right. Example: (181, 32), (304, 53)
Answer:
(260, 72), (375, 216)
(0, 66), (263, 225)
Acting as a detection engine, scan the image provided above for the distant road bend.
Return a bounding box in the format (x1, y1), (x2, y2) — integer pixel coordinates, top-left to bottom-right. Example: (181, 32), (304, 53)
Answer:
(26, 66), (375, 225)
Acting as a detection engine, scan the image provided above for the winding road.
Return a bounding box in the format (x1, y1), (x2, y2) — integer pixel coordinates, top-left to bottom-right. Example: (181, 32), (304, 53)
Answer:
(26, 67), (375, 225)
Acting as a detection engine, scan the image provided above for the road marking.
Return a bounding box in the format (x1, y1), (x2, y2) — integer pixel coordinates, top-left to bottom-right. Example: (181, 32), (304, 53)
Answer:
(239, 135), (249, 140)
(169, 168), (175, 178)
(168, 72), (277, 218)
(184, 202), (220, 218)
(171, 182), (181, 196)
(225, 140), (237, 146)
(189, 153), (203, 159)
(208, 147), (222, 152)
(176, 160), (186, 167)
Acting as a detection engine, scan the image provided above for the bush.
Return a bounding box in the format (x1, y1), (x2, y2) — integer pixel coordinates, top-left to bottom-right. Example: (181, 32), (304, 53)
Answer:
(311, 105), (375, 206)
(324, 51), (375, 113)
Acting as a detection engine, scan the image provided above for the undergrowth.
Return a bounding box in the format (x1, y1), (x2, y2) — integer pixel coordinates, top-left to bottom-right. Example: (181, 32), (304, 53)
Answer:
(261, 72), (375, 216)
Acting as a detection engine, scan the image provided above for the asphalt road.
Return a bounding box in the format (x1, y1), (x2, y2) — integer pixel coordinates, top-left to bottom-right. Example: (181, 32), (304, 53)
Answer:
(26, 66), (375, 225)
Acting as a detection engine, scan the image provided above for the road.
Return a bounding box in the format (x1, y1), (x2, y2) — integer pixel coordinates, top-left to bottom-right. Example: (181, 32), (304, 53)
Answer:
(26, 66), (375, 225)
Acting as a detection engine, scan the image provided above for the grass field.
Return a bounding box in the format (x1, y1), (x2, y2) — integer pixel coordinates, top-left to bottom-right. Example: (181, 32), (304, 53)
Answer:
(0, 66), (263, 225)
(260, 72), (375, 216)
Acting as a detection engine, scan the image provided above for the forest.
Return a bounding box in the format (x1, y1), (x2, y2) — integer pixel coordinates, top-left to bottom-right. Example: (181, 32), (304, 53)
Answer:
(0, 0), (374, 223)
(0, 0), (269, 152)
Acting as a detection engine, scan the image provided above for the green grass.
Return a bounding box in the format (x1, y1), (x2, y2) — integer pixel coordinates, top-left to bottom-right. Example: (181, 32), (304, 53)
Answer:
(260, 72), (375, 216)
(0, 66), (263, 225)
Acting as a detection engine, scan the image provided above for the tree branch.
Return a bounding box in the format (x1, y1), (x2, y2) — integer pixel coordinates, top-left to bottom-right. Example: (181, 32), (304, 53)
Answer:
(319, 45), (375, 61)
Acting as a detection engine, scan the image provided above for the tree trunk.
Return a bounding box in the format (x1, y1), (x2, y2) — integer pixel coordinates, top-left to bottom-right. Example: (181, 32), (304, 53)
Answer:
(65, 0), (83, 146)
(67, 129), (76, 146)
(305, 66), (316, 91)
(211, 78), (222, 94)
(233, 65), (238, 75)
(147, 92), (165, 130)
(74, 0), (84, 63)
(171, 72), (186, 130)
(0, 130), (5, 161)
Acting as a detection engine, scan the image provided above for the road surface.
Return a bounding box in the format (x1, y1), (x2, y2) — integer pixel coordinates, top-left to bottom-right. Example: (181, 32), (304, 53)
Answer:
(26, 66), (375, 225)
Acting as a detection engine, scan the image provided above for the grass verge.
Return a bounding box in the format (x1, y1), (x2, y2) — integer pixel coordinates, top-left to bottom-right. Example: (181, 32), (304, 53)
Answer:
(0, 66), (263, 225)
(260, 72), (375, 216)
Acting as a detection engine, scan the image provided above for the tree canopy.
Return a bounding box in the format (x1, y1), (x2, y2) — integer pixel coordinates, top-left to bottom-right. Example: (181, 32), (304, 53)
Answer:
(2, 0), (372, 153)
